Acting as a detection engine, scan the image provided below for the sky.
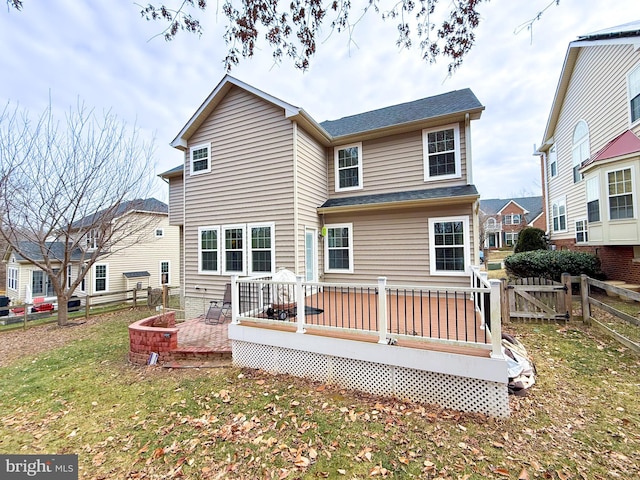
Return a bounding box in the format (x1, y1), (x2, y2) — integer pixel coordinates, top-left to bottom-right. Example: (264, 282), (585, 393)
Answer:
(1, 0), (639, 203)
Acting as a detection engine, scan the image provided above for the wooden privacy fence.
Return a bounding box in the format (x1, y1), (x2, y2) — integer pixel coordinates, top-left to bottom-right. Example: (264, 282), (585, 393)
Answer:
(502, 273), (573, 322)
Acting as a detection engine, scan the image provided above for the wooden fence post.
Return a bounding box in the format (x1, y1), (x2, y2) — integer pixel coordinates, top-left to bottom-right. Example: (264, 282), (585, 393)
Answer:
(561, 272), (572, 322)
(132, 288), (137, 308)
(23, 303), (29, 330)
(580, 274), (590, 324)
(85, 295), (90, 320)
(500, 278), (510, 325)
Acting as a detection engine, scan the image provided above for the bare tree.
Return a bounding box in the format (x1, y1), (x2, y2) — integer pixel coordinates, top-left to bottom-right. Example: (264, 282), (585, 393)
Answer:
(0, 101), (157, 326)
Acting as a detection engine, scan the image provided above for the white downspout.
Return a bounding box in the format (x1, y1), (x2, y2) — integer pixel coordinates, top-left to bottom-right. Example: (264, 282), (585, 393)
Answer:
(293, 121), (300, 275)
(465, 113), (473, 185)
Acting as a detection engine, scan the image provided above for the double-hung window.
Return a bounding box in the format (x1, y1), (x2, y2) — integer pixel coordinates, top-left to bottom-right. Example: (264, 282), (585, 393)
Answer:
(572, 121), (589, 183)
(429, 216), (469, 275)
(223, 225), (245, 274)
(586, 176), (600, 222)
(86, 229), (99, 250)
(67, 265), (73, 289)
(505, 232), (518, 246)
(575, 219), (588, 243)
(423, 124), (461, 181)
(160, 261), (170, 285)
(608, 167), (634, 220)
(552, 198), (567, 232)
(94, 264), (108, 292)
(198, 226), (220, 274)
(335, 143), (363, 191)
(7, 267), (18, 291)
(325, 224), (353, 273)
(249, 223), (275, 274)
(190, 144), (211, 175)
(629, 64), (640, 124)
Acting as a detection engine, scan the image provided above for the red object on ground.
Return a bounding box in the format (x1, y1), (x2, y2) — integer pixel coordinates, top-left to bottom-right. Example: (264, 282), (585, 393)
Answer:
(32, 303), (54, 312)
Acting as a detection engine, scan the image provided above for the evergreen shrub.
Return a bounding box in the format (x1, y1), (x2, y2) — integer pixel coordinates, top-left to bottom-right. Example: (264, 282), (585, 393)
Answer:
(504, 250), (603, 282)
(513, 227), (548, 253)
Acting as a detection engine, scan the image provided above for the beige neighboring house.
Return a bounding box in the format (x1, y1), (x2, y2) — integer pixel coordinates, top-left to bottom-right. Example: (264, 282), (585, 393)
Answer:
(161, 75), (485, 319)
(537, 21), (640, 284)
(3, 198), (180, 306)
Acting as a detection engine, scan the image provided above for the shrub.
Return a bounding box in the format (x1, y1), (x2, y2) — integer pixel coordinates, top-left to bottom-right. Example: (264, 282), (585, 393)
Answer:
(504, 250), (603, 282)
(514, 227), (548, 253)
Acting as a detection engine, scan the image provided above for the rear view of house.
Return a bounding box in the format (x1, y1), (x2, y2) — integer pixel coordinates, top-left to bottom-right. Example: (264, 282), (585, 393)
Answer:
(162, 75), (485, 319)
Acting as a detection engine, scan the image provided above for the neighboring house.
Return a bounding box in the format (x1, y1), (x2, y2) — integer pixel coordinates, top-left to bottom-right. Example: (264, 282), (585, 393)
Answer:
(161, 75), (485, 319)
(3, 198), (180, 305)
(0, 236), (7, 293)
(479, 197), (545, 249)
(537, 21), (640, 283)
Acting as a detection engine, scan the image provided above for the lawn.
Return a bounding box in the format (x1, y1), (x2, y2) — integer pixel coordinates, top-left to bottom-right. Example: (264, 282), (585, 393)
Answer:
(0, 309), (638, 479)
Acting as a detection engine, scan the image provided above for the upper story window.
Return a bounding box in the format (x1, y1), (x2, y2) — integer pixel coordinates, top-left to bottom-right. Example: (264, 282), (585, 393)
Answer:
(198, 226), (220, 274)
(334, 143), (363, 192)
(504, 214), (521, 225)
(325, 224), (354, 273)
(423, 124), (461, 181)
(552, 197), (567, 233)
(486, 217), (496, 228)
(549, 144), (558, 178)
(608, 167), (634, 220)
(628, 64), (640, 124)
(155, 228), (164, 238)
(429, 216), (469, 275)
(572, 121), (589, 183)
(7, 267), (17, 291)
(190, 144), (211, 175)
(586, 176), (600, 222)
(86, 229), (99, 250)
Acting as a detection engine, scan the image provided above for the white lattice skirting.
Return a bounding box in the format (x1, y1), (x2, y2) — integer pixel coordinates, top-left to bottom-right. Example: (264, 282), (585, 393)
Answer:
(229, 324), (510, 418)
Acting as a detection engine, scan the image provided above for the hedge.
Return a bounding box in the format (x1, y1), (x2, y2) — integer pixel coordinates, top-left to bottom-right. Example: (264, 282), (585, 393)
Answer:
(504, 250), (604, 282)
(513, 227), (548, 253)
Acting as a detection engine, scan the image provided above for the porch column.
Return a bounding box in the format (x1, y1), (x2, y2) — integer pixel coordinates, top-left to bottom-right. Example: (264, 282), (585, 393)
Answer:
(295, 275), (306, 334)
(377, 277), (388, 344)
(489, 279), (503, 359)
(231, 275), (239, 324)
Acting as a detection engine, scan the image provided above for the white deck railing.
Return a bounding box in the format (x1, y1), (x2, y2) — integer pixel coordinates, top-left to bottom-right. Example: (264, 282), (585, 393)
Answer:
(230, 273), (503, 357)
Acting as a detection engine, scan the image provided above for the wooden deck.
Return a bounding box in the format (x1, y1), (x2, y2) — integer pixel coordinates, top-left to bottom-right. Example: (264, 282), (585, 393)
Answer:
(245, 288), (490, 354)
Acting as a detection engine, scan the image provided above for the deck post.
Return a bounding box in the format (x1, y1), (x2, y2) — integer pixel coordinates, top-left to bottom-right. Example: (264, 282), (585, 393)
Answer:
(231, 275), (239, 324)
(377, 277), (388, 344)
(489, 279), (503, 359)
(296, 275), (306, 333)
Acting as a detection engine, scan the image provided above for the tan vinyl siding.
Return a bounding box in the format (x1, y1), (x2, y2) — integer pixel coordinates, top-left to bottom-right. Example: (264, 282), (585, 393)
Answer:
(168, 175), (184, 225)
(184, 86), (296, 301)
(548, 43), (640, 241)
(327, 123), (468, 198)
(322, 202), (476, 287)
(295, 126), (328, 275)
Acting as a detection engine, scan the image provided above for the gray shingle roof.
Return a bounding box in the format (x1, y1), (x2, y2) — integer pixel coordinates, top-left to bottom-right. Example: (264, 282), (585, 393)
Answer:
(12, 241), (83, 263)
(480, 196), (543, 224)
(71, 198), (167, 229)
(578, 21), (640, 41)
(319, 89), (483, 138)
(320, 185), (479, 209)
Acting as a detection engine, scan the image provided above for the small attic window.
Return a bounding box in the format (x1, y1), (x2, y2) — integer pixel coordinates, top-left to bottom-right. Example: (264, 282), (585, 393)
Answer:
(155, 228), (164, 238)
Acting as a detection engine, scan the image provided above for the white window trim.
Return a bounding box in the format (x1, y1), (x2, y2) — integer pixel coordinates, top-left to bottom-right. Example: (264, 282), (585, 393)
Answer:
(7, 266), (18, 291)
(551, 196), (568, 233)
(586, 175), (601, 223)
(160, 260), (170, 285)
(575, 219), (588, 244)
(572, 120), (589, 183)
(334, 142), (363, 192)
(67, 265), (72, 289)
(627, 63), (640, 126)
(505, 232), (518, 246)
(324, 223), (354, 274)
(423, 123), (462, 182)
(222, 224), (247, 275)
(248, 222), (276, 275)
(606, 165), (636, 221)
(198, 226), (221, 275)
(94, 263), (109, 293)
(155, 228), (165, 238)
(190, 143), (211, 176)
(429, 216), (470, 276)
(79, 265), (86, 292)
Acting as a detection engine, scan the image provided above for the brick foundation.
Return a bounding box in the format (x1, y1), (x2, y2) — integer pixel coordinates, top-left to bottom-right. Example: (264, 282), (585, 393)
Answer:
(550, 239), (640, 284)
